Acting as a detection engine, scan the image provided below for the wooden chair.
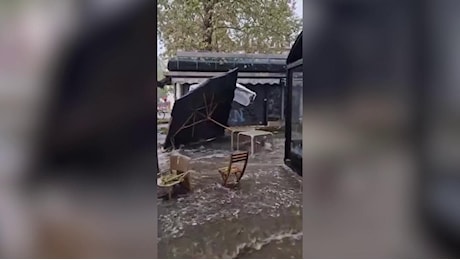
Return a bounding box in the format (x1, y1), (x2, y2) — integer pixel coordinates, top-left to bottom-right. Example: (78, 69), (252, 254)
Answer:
(218, 151), (249, 187)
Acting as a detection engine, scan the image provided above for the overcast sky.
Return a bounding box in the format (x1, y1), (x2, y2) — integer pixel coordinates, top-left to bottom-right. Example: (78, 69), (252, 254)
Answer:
(157, 2), (303, 55)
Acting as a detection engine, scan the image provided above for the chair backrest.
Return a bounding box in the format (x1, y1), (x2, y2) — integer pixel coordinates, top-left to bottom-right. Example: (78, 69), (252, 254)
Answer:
(170, 154), (191, 173)
(227, 151), (249, 179)
(230, 151), (249, 163)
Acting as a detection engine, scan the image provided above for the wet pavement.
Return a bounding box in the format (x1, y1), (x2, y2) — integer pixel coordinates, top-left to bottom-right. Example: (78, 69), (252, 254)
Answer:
(157, 126), (302, 258)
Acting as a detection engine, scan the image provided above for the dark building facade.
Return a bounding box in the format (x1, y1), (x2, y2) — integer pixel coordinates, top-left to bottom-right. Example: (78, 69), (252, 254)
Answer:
(164, 52), (287, 126)
(285, 32), (302, 175)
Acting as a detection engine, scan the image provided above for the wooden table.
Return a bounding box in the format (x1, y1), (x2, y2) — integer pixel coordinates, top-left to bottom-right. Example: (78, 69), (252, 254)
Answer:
(236, 130), (274, 156)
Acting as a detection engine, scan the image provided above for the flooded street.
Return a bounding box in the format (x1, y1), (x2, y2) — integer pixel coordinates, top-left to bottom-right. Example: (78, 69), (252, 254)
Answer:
(157, 125), (302, 258)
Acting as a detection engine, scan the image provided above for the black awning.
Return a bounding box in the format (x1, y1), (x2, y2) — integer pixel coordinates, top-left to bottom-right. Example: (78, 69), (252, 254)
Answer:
(287, 31), (303, 64)
(157, 77), (171, 88)
(167, 53), (287, 73)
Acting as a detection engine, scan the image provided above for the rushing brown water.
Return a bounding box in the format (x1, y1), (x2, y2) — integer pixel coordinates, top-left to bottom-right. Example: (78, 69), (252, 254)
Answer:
(157, 133), (302, 258)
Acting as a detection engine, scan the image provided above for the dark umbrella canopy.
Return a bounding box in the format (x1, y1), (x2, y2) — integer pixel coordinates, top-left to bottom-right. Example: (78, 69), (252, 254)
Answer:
(164, 68), (238, 149)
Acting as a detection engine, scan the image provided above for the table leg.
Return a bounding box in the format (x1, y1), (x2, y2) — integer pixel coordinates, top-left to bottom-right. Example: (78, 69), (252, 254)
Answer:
(237, 133), (240, 151)
(231, 131), (234, 150)
(251, 137), (254, 156)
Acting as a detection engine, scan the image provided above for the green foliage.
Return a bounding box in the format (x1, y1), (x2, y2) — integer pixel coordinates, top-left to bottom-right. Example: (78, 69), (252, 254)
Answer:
(157, 57), (165, 81)
(157, 0), (302, 58)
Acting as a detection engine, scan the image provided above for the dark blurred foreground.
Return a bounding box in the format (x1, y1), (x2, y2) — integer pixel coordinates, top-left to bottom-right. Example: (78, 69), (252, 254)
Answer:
(0, 0), (156, 257)
(302, 0), (460, 258)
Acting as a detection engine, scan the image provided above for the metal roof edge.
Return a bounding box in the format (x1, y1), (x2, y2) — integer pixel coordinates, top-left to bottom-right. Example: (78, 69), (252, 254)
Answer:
(175, 51), (288, 59)
(164, 71), (286, 78)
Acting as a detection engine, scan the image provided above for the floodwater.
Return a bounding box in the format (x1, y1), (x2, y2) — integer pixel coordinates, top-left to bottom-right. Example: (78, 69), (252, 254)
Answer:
(157, 128), (302, 258)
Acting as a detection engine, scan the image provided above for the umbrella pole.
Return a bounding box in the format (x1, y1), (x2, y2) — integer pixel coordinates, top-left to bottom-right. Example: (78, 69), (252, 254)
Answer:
(170, 111), (195, 142)
(208, 117), (231, 131)
(196, 105), (232, 132)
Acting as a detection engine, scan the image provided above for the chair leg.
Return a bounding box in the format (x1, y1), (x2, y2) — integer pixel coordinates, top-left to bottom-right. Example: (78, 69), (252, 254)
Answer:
(223, 173), (229, 186)
(236, 171), (243, 183)
(231, 131), (234, 150)
(236, 134), (240, 150)
(219, 172), (226, 184)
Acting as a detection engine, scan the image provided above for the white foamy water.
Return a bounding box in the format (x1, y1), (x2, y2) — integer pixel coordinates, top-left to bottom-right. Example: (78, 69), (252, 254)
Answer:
(228, 230), (303, 259)
(158, 162), (301, 257)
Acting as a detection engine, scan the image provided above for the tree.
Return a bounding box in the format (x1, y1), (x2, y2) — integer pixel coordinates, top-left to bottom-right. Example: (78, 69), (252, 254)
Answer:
(157, 56), (165, 81)
(157, 56), (171, 101)
(157, 0), (302, 58)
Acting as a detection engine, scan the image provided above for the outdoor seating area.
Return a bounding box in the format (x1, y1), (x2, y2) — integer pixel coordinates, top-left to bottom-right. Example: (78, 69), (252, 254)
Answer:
(155, 67), (302, 255)
(158, 149), (251, 200)
(156, 66), (301, 257)
(157, 134), (302, 258)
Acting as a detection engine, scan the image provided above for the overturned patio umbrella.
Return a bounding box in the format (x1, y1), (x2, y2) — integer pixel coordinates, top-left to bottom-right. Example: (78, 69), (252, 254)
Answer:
(164, 68), (238, 149)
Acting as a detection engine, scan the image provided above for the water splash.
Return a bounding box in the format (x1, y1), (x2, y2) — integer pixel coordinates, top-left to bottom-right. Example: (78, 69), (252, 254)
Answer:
(228, 230), (303, 259)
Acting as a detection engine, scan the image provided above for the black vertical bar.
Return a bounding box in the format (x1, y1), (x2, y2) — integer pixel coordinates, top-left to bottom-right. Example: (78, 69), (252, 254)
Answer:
(263, 98), (268, 125)
(285, 69), (292, 163)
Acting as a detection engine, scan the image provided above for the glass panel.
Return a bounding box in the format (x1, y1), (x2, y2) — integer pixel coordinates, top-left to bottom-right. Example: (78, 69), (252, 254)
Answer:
(291, 66), (303, 157)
